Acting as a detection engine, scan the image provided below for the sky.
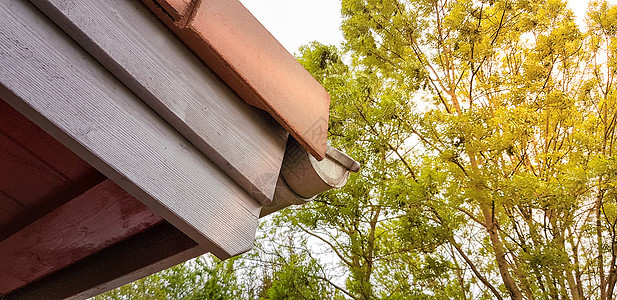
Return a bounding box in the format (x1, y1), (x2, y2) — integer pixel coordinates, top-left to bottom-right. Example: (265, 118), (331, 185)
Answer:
(238, 0), (343, 54)
(238, 0), (613, 55)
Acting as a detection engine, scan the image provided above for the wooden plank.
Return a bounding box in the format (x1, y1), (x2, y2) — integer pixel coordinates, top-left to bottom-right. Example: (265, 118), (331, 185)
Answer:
(0, 179), (164, 295)
(0, 0), (260, 258)
(0, 129), (74, 239)
(4, 222), (204, 300)
(0, 99), (97, 181)
(31, 0), (288, 205)
(0, 99), (106, 241)
(0, 130), (69, 209)
(0, 192), (24, 233)
(143, 0), (330, 160)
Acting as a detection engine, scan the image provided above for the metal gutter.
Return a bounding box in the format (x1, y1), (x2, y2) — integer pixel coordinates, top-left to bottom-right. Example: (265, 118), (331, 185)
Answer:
(261, 139), (360, 217)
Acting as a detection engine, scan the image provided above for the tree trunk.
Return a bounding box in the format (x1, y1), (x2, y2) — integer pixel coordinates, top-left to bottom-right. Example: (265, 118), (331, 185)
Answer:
(598, 188), (607, 300)
(481, 204), (524, 300)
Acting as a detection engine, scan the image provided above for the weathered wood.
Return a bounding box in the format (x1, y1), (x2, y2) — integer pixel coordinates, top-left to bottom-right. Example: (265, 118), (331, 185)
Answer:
(0, 179), (164, 295)
(0, 0), (260, 258)
(31, 0), (288, 205)
(4, 222), (203, 300)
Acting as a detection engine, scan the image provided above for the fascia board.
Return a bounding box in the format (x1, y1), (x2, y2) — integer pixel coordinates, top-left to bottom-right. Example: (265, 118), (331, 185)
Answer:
(0, 0), (259, 259)
(31, 0), (287, 205)
(144, 0), (330, 160)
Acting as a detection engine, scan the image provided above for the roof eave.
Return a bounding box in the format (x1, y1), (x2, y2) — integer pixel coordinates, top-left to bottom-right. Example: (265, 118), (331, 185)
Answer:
(143, 0), (330, 160)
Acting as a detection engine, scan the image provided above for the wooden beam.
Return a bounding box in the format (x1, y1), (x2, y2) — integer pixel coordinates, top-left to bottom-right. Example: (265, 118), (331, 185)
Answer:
(0, 99), (106, 241)
(0, 99), (99, 183)
(0, 180), (164, 295)
(0, 128), (102, 241)
(0, 130), (70, 222)
(143, 0), (330, 160)
(0, 0), (260, 258)
(4, 222), (204, 300)
(31, 0), (288, 205)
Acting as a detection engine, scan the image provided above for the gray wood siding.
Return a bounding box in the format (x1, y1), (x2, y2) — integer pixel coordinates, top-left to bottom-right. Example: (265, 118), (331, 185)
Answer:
(0, 0), (259, 258)
(31, 0), (288, 205)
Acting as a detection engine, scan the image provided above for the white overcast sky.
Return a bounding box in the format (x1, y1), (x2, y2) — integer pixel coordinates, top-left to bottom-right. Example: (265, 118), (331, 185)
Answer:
(238, 0), (613, 54)
(238, 0), (343, 54)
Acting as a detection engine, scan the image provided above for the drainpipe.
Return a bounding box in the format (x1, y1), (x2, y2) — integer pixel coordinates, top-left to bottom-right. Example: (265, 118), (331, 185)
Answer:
(261, 139), (360, 217)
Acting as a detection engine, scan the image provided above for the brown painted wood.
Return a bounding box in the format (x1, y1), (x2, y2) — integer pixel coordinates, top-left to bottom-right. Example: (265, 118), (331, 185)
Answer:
(0, 130), (67, 210)
(5, 222), (203, 300)
(0, 100), (97, 181)
(0, 192), (23, 233)
(0, 179), (164, 296)
(0, 99), (106, 241)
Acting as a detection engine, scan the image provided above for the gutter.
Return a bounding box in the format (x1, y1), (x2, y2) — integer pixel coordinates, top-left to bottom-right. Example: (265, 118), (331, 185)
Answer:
(142, 0), (360, 213)
(261, 139), (360, 217)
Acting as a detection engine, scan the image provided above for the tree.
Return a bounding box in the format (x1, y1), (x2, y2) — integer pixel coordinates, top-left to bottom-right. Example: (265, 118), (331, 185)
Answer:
(250, 226), (340, 300)
(94, 255), (242, 300)
(277, 0), (617, 299)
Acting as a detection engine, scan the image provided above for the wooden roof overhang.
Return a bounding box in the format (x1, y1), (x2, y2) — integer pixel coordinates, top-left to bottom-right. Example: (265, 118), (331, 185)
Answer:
(143, 0), (331, 160)
(0, 0), (356, 298)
